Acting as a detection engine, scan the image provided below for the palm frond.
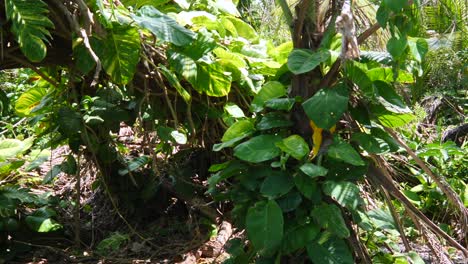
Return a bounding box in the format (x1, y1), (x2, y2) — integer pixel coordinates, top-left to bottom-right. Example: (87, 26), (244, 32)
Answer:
(5, 0), (55, 62)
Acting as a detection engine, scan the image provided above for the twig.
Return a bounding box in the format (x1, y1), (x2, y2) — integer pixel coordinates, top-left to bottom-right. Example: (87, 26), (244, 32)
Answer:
(380, 186), (412, 252)
(155, 70), (179, 127)
(4, 54), (59, 87)
(0, 117), (27, 136)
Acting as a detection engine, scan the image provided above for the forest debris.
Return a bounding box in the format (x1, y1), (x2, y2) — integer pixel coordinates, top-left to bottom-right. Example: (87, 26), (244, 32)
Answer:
(199, 221), (233, 258)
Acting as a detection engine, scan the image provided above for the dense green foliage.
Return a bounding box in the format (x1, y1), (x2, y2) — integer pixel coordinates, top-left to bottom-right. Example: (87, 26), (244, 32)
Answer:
(0, 0), (466, 263)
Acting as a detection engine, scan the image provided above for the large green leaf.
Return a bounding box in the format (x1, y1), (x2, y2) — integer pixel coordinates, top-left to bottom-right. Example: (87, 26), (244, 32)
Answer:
(132, 5), (195, 46)
(268, 41), (293, 64)
(159, 65), (191, 103)
(57, 107), (83, 137)
(299, 163), (328, 178)
(277, 191), (302, 212)
(287, 49), (330, 74)
(408, 38), (428, 62)
(100, 23), (141, 85)
(307, 237), (354, 264)
(0, 161), (25, 177)
(0, 138), (34, 161)
(275, 135), (309, 160)
(73, 36), (103, 74)
(294, 173), (320, 201)
(374, 81), (411, 113)
(181, 30), (217, 60)
(251, 81), (286, 112)
(222, 16), (257, 41)
(192, 62), (232, 97)
(246, 200), (284, 256)
(282, 223), (319, 254)
(327, 140), (365, 166)
(168, 51), (198, 83)
(311, 204), (350, 238)
(359, 51), (393, 65)
(302, 83), (349, 130)
(368, 208), (397, 230)
(370, 127), (400, 152)
(15, 87), (47, 117)
(5, 0), (54, 62)
(383, 0), (408, 12)
(351, 132), (386, 154)
(264, 98), (295, 111)
(0, 185), (34, 203)
(371, 105), (415, 128)
(345, 64), (373, 97)
(221, 119), (255, 142)
(234, 135), (281, 163)
(387, 35), (408, 58)
(214, 48), (246, 80)
(323, 181), (364, 210)
(256, 112), (293, 130)
(25, 207), (62, 232)
(260, 172), (294, 198)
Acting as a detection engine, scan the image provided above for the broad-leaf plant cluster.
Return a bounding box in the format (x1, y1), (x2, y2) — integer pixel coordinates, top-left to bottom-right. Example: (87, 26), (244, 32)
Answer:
(0, 0), (466, 263)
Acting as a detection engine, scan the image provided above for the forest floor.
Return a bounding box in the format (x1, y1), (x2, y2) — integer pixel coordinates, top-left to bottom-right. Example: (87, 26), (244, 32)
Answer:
(7, 143), (468, 264)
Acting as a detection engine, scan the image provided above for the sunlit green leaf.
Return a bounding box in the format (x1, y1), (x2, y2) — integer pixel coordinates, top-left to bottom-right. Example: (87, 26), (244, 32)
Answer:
(287, 49), (330, 74)
(251, 81), (286, 112)
(374, 81), (411, 113)
(100, 23), (141, 84)
(5, 0), (54, 62)
(193, 62), (232, 97)
(276, 135), (309, 160)
(323, 181), (364, 210)
(25, 207), (62, 232)
(0, 139), (33, 161)
(15, 87), (47, 117)
(132, 5), (195, 46)
(408, 38), (428, 62)
(221, 119), (255, 142)
(234, 135), (281, 163)
(256, 112), (293, 130)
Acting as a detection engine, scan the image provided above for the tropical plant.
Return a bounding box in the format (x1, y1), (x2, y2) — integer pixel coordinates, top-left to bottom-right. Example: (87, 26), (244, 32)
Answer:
(0, 0), (466, 262)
